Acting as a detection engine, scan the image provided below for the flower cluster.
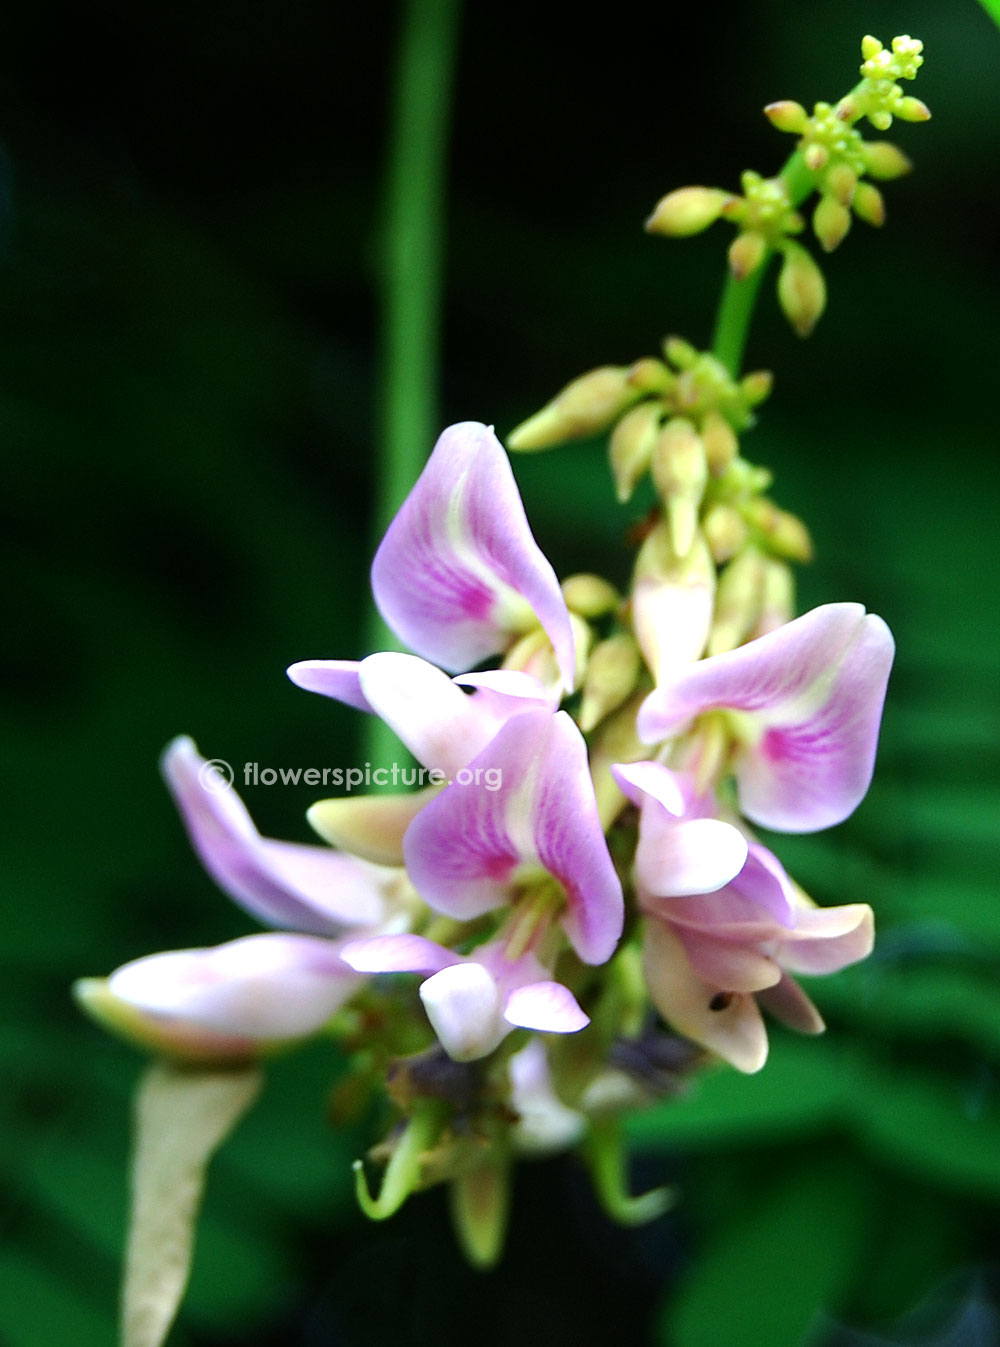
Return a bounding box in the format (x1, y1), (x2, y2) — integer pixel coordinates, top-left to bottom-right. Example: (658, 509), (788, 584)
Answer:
(79, 417), (892, 1248)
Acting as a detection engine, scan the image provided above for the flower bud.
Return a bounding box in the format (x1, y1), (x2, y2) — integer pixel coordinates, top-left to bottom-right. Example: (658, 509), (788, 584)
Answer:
(813, 196), (851, 252)
(507, 367), (640, 451)
(777, 242), (826, 338)
(739, 369), (774, 407)
(645, 187), (732, 237)
(728, 230), (768, 280)
(632, 524), (714, 679)
(450, 1163), (510, 1270)
(860, 34), (883, 61)
(701, 502), (748, 563)
(861, 140), (912, 180)
(763, 100), (809, 134)
(609, 400), (661, 502)
(852, 181), (886, 226)
(741, 498), (813, 561)
(650, 418), (708, 556)
(504, 615), (591, 692)
(803, 143), (830, 172)
(579, 633), (642, 732)
(627, 357), (675, 394)
(701, 408), (739, 476)
(707, 546), (768, 655)
(896, 96), (931, 122)
(825, 162), (858, 206)
(562, 573), (620, 618)
(748, 559), (796, 638)
(663, 335), (699, 370)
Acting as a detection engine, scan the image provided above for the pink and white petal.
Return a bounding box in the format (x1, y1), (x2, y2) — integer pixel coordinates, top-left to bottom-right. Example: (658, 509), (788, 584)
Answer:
(674, 928), (782, 994)
(757, 973), (826, 1034)
(162, 737), (387, 933)
(529, 712), (625, 964)
(779, 903), (874, 975)
(737, 616), (895, 831)
(370, 421), (575, 688)
(307, 787), (439, 866)
(503, 981), (589, 1034)
(339, 933), (459, 975)
(455, 669), (554, 706)
(636, 816), (748, 898)
(107, 934), (361, 1040)
(359, 652), (514, 776)
(642, 918), (769, 1074)
(419, 962), (507, 1062)
(74, 976), (260, 1063)
(285, 660), (372, 713)
(610, 761), (687, 816)
(638, 603), (879, 741)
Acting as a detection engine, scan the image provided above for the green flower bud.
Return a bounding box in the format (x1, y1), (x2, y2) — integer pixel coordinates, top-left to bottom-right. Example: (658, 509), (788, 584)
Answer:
(777, 242), (826, 338)
(663, 335), (699, 370)
(852, 181), (886, 226)
(741, 497), (813, 561)
(701, 408), (739, 476)
(708, 546), (768, 655)
(645, 187), (732, 237)
(897, 95), (931, 123)
(764, 100), (809, 134)
(579, 633), (642, 732)
(651, 418), (708, 556)
(728, 230), (768, 280)
(825, 162), (858, 205)
(609, 400), (662, 502)
(562, 573), (621, 618)
(861, 140), (912, 180)
(626, 357), (675, 394)
(813, 196), (851, 252)
(803, 142), (830, 172)
(701, 502), (748, 563)
(508, 366), (641, 451)
(739, 369), (774, 407)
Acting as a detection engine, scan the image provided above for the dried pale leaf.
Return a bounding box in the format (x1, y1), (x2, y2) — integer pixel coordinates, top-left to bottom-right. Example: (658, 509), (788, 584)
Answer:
(122, 1062), (263, 1347)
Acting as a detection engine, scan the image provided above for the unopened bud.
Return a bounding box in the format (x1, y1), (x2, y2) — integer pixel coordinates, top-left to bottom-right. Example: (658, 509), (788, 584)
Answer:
(646, 186), (732, 237)
(701, 502), (748, 563)
(562, 573), (620, 618)
(852, 181), (886, 226)
(609, 400), (662, 502)
(897, 96), (931, 122)
(868, 109), (893, 133)
(862, 140), (912, 180)
(450, 1163), (509, 1270)
(504, 615), (591, 692)
(708, 547), (768, 655)
(627, 357), (675, 394)
(579, 633), (642, 732)
(728, 230), (768, 280)
(860, 34), (883, 61)
(825, 162), (858, 205)
(777, 242), (826, 338)
(836, 95), (859, 122)
(701, 409), (739, 476)
(739, 369), (774, 407)
(803, 143), (830, 172)
(813, 196), (851, 252)
(650, 418), (708, 556)
(764, 100), (809, 134)
(663, 335), (699, 370)
(741, 498), (813, 561)
(749, 559), (796, 638)
(632, 524), (714, 678)
(508, 367), (640, 451)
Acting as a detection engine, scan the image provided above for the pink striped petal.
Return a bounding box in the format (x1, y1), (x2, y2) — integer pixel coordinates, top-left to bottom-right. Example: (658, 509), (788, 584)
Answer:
(285, 659), (371, 711)
(371, 422), (575, 688)
(674, 927), (782, 994)
(503, 981), (589, 1034)
(162, 737), (391, 932)
(107, 934), (360, 1040)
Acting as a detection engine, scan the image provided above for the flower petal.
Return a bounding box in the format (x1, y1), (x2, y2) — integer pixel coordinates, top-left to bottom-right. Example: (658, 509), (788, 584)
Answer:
(673, 927), (782, 994)
(307, 786), (439, 865)
(642, 918), (769, 1073)
(779, 903), (874, 975)
(503, 981), (589, 1034)
(418, 962), (506, 1062)
(107, 934), (360, 1040)
(371, 421), (575, 688)
(339, 933), (459, 975)
(162, 737), (388, 932)
(285, 660), (372, 712)
(636, 816), (749, 898)
(756, 974), (825, 1034)
(610, 760), (687, 816)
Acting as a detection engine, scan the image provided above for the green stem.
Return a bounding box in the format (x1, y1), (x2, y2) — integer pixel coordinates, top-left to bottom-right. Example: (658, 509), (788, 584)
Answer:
(361, 0), (462, 773)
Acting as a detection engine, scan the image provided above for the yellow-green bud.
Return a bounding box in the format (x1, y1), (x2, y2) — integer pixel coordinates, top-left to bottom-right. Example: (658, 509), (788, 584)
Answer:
(764, 100), (809, 134)
(813, 196), (851, 252)
(650, 418), (708, 556)
(860, 34), (883, 62)
(739, 369), (774, 407)
(507, 367), (641, 451)
(562, 573), (620, 618)
(632, 524), (714, 679)
(701, 502), (748, 563)
(663, 335), (699, 370)
(742, 498), (813, 561)
(645, 187), (732, 237)
(579, 633), (642, 732)
(750, 559), (796, 637)
(897, 96), (931, 123)
(701, 408), (739, 476)
(862, 140), (912, 180)
(852, 181), (886, 226)
(777, 242), (826, 338)
(728, 230), (768, 280)
(504, 615), (591, 691)
(825, 163), (858, 206)
(609, 401), (662, 503)
(708, 546), (768, 655)
(627, 357), (675, 394)
(803, 143), (830, 172)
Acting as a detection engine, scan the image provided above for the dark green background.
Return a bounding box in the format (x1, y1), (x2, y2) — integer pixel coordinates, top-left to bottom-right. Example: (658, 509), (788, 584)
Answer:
(3, 2), (999, 1343)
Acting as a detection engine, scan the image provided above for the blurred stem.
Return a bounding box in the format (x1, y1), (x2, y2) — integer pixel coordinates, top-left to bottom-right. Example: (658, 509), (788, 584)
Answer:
(362, 0), (462, 772)
(710, 151), (815, 376)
